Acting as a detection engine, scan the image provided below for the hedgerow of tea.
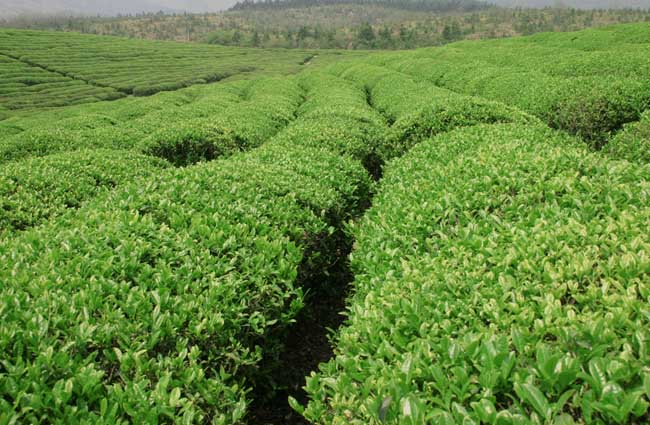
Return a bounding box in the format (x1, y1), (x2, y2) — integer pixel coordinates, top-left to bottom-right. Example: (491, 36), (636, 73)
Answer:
(1, 21), (650, 425)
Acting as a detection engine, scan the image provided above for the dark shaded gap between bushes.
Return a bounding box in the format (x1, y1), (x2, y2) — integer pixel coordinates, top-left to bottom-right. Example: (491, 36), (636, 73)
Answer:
(300, 54), (317, 66)
(246, 93), (387, 424)
(245, 167), (379, 425)
(246, 226), (356, 425)
(364, 85), (391, 181)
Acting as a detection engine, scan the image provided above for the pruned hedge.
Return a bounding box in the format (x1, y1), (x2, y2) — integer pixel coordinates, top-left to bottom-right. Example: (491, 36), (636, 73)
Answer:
(0, 77), (302, 165)
(0, 133), (372, 423)
(335, 64), (540, 160)
(274, 72), (388, 174)
(138, 78), (302, 166)
(605, 110), (650, 164)
(384, 51), (650, 145)
(301, 124), (650, 424)
(0, 149), (170, 234)
(0, 67), (384, 423)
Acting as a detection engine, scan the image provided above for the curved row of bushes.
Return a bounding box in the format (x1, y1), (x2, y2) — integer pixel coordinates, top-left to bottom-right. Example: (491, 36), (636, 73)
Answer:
(605, 110), (650, 164)
(0, 83), (245, 162)
(382, 55), (650, 146)
(139, 77), (303, 166)
(0, 149), (170, 235)
(364, 24), (650, 146)
(274, 71), (389, 174)
(0, 141), (371, 423)
(0, 29), (315, 101)
(0, 78), (302, 242)
(301, 123), (650, 424)
(0, 77), (302, 165)
(331, 63), (539, 160)
(0, 69), (386, 423)
(423, 25), (650, 80)
(0, 53), (124, 110)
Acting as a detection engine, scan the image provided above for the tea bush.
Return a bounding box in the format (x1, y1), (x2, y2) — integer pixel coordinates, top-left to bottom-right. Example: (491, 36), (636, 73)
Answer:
(0, 149), (170, 234)
(301, 124), (650, 424)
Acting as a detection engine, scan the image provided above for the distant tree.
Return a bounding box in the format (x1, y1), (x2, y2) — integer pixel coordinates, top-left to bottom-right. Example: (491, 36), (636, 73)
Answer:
(358, 22), (375, 47)
(451, 21), (462, 39)
(232, 30), (243, 44)
(378, 26), (393, 48)
(297, 26), (310, 42)
(399, 24), (414, 48)
(442, 24), (453, 41)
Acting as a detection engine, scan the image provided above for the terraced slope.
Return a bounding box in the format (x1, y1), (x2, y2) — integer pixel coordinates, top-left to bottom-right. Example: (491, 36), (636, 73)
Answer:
(0, 53), (124, 110)
(0, 29), (353, 113)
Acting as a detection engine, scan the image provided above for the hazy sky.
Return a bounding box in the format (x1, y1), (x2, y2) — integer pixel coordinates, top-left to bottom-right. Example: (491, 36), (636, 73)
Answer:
(1, 0), (649, 19)
(0, 0), (237, 18)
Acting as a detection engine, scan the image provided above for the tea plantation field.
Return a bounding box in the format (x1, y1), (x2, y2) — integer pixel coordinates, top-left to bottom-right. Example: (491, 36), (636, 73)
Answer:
(1, 23), (649, 424)
(0, 29), (357, 113)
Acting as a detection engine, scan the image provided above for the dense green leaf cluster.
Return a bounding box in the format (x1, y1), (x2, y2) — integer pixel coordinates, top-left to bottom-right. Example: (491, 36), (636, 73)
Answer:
(302, 124), (650, 423)
(0, 83), (243, 162)
(0, 66), (380, 422)
(333, 63), (539, 159)
(0, 142), (372, 424)
(0, 77), (303, 165)
(139, 78), (303, 166)
(370, 23), (650, 145)
(274, 71), (388, 172)
(605, 110), (650, 164)
(2, 22), (650, 425)
(392, 58), (648, 146)
(0, 149), (170, 234)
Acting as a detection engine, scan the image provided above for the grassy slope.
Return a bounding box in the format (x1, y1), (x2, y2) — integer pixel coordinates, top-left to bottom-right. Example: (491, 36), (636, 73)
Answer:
(0, 29), (359, 115)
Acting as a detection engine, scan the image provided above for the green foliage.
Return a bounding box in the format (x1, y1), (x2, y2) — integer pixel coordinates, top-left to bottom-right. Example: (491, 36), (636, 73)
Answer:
(380, 23), (650, 145)
(335, 63), (540, 159)
(2, 21), (650, 425)
(0, 149), (170, 234)
(0, 136), (372, 424)
(0, 29), (334, 112)
(139, 118), (242, 166)
(302, 124), (650, 423)
(138, 78), (302, 166)
(0, 53), (125, 111)
(275, 71), (388, 173)
(0, 78), (299, 164)
(18, 6), (650, 51)
(0, 64), (379, 422)
(605, 110), (650, 164)
(388, 95), (537, 154)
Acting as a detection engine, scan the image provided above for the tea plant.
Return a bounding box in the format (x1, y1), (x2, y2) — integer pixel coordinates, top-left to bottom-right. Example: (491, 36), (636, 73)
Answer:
(301, 124), (650, 424)
(0, 149), (169, 234)
(605, 110), (650, 164)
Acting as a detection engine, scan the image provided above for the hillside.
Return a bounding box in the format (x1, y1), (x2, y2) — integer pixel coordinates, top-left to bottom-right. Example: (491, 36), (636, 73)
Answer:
(1, 22), (650, 425)
(0, 29), (358, 112)
(493, 0), (650, 8)
(5, 5), (650, 50)
(1, 0), (648, 20)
